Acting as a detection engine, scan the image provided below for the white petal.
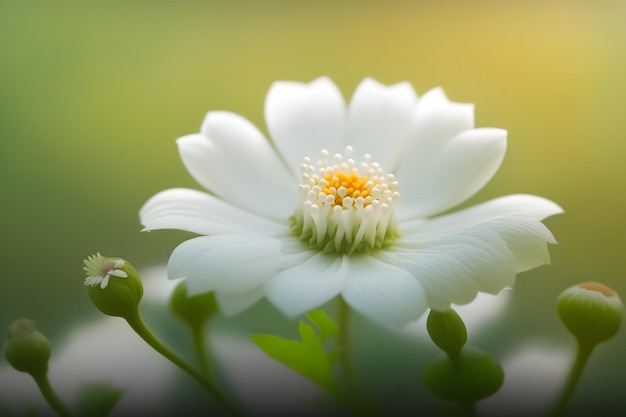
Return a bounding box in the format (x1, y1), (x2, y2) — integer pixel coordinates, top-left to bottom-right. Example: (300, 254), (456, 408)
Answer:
(265, 77), (346, 176)
(389, 225), (516, 311)
(413, 87), (474, 145)
(109, 269), (128, 278)
(395, 87), (474, 174)
(265, 253), (348, 318)
(177, 111), (296, 221)
(215, 286), (265, 317)
(408, 218), (556, 275)
(487, 217), (556, 273)
(402, 194), (563, 240)
(84, 276), (100, 287)
(100, 275), (109, 289)
(401, 195), (562, 274)
(341, 256), (427, 327)
(140, 188), (285, 236)
(397, 128), (507, 219)
(167, 235), (282, 295)
(346, 78), (418, 170)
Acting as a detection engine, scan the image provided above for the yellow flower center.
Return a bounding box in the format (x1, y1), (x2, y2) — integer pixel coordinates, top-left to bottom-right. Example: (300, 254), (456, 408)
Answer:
(321, 172), (375, 208)
(290, 146), (400, 254)
(578, 282), (615, 298)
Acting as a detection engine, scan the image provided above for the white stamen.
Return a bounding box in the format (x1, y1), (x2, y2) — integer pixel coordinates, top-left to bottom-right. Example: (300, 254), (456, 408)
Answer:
(290, 147), (400, 254)
(83, 252), (128, 289)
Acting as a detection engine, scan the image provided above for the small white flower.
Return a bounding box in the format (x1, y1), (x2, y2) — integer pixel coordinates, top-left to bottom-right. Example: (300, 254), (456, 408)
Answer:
(140, 77), (563, 327)
(83, 252), (128, 289)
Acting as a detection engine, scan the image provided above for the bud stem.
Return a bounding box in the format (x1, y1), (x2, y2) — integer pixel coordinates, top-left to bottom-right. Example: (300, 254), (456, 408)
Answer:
(447, 350), (463, 367)
(31, 371), (74, 417)
(123, 309), (242, 416)
(460, 401), (479, 417)
(548, 341), (595, 417)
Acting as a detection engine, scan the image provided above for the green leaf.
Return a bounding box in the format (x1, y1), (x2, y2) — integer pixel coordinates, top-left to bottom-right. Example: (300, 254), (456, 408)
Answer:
(251, 331), (335, 393)
(423, 347), (504, 403)
(75, 382), (124, 417)
(306, 309), (338, 343)
(298, 321), (318, 345)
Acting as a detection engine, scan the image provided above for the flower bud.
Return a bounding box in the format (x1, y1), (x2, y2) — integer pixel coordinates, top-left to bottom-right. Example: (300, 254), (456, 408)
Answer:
(4, 318), (51, 376)
(169, 281), (218, 326)
(427, 308), (467, 356)
(423, 346), (504, 404)
(84, 253), (143, 317)
(557, 281), (623, 346)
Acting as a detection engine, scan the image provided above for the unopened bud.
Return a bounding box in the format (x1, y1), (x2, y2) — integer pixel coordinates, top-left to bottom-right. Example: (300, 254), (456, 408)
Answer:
(557, 281), (622, 346)
(427, 308), (467, 356)
(84, 253), (143, 317)
(4, 319), (51, 376)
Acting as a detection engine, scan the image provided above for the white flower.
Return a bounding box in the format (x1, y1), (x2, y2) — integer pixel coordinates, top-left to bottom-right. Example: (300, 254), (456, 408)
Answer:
(139, 77), (562, 327)
(83, 252), (128, 289)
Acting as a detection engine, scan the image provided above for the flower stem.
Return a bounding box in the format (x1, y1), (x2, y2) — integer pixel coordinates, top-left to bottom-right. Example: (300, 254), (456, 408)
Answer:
(124, 309), (242, 416)
(337, 297), (356, 383)
(189, 322), (212, 378)
(335, 299), (384, 417)
(31, 371), (74, 417)
(549, 341), (595, 417)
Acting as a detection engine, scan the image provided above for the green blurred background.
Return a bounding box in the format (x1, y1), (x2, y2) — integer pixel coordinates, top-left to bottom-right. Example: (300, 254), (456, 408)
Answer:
(1, 0), (625, 413)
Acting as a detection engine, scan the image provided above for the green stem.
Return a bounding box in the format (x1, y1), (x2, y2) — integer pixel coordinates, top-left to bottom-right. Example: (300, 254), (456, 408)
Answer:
(459, 401), (479, 417)
(548, 341), (595, 417)
(189, 321), (212, 378)
(337, 297), (356, 383)
(447, 349), (463, 367)
(449, 349), (478, 417)
(31, 371), (74, 417)
(336, 299), (384, 417)
(124, 309), (242, 416)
